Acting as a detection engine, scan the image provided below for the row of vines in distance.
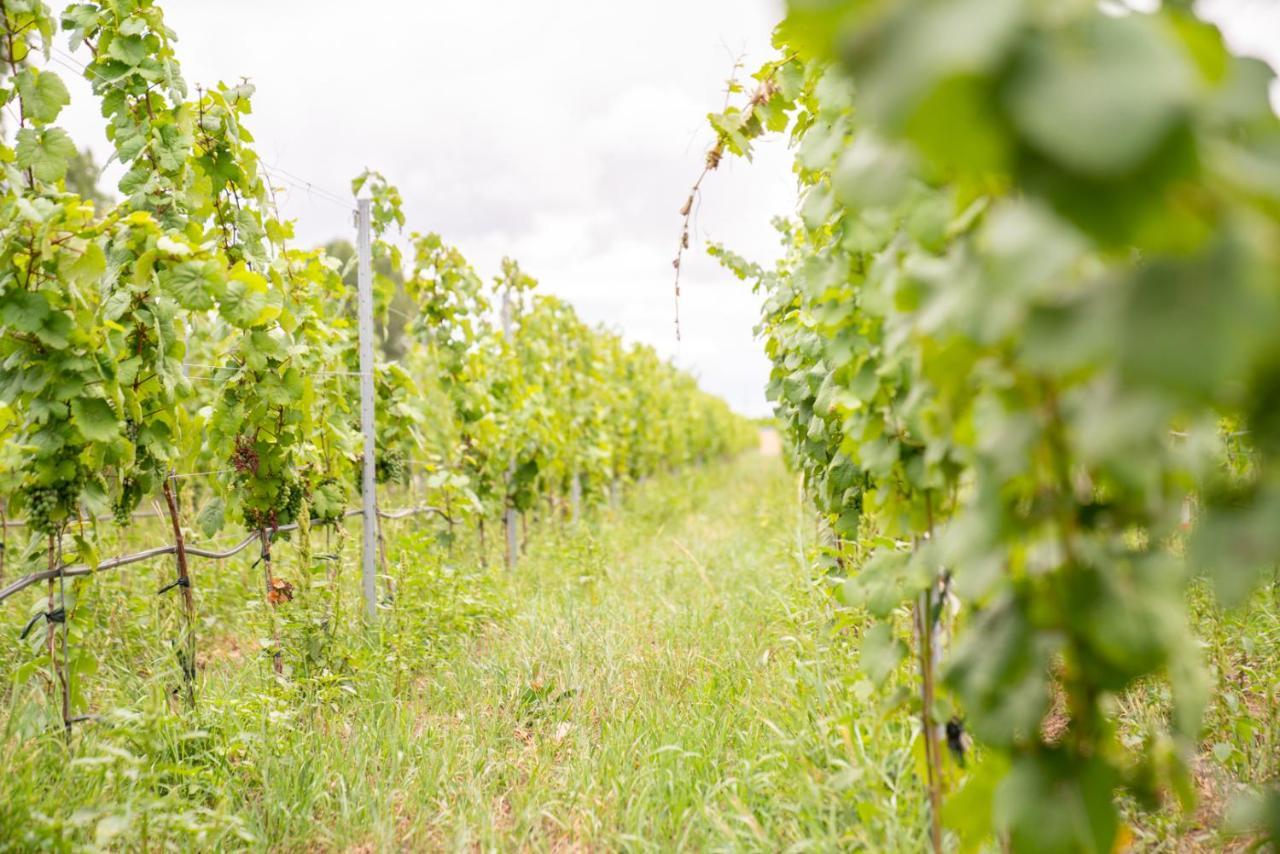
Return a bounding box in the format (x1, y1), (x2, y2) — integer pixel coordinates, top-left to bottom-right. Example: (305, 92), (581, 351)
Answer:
(0, 0), (755, 724)
(696, 0), (1280, 850)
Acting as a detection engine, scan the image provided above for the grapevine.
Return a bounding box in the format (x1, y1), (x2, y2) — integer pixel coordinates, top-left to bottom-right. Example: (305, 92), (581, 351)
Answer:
(0, 0), (753, 723)
(698, 1), (1280, 849)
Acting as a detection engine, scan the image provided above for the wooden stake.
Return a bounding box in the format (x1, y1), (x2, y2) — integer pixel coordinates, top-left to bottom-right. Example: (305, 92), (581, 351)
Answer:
(161, 476), (197, 703)
(259, 529), (283, 675)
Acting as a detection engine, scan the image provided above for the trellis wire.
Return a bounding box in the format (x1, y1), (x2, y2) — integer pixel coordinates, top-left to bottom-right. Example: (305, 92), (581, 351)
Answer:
(0, 504), (450, 605)
(0, 468), (230, 529)
(1, 510), (163, 529)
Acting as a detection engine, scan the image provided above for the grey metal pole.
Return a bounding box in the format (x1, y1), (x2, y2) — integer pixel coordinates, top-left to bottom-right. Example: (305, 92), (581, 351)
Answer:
(356, 198), (379, 619)
(502, 290), (518, 570)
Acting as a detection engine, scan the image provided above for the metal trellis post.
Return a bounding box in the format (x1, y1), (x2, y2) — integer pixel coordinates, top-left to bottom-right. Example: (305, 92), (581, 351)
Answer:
(356, 198), (379, 619)
(502, 290), (519, 571)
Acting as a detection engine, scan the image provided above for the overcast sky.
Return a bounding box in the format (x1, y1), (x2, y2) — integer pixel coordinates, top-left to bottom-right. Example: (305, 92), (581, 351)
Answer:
(49, 1), (1280, 417)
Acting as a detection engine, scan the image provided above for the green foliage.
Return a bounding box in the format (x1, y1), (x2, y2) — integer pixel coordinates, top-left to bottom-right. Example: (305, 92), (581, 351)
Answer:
(394, 232), (754, 522)
(0, 453), (932, 850)
(709, 0), (1280, 848)
(0, 0), (751, 748)
(0, 505), (507, 850)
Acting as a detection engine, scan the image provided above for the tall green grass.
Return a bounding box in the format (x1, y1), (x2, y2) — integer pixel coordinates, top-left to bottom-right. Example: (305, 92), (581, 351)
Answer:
(1, 453), (1274, 850)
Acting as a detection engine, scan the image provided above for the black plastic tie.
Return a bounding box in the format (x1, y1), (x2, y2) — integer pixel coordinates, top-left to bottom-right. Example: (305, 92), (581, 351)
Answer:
(20, 606), (66, 639)
(157, 576), (191, 595)
(945, 717), (967, 768)
(249, 535), (274, 569)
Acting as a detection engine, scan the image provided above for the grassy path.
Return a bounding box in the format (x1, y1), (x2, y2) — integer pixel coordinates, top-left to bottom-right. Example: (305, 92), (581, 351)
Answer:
(303, 452), (922, 851)
(0, 453), (925, 851)
(11, 450), (1266, 849)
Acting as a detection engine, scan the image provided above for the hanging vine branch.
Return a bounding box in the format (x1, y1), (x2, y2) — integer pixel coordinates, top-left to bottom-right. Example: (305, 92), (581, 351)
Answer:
(672, 62), (788, 342)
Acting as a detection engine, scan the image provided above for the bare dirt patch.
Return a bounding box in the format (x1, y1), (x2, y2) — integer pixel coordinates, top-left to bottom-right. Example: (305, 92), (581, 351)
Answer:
(758, 428), (782, 457)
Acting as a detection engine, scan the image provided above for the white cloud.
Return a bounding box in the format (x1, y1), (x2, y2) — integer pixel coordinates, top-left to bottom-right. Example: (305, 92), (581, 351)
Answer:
(38, 0), (1280, 418)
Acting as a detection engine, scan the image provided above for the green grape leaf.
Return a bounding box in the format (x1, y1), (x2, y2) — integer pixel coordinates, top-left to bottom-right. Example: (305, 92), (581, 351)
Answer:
(162, 260), (223, 311)
(1191, 487), (1280, 608)
(65, 242), (107, 287)
(33, 311), (72, 349)
(71, 397), (120, 442)
(197, 497), (226, 538)
(15, 67), (71, 124)
(841, 549), (911, 618)
(859, 623), (907, 684)
(1003, 14), (1194, 176)
(220, 266), (279, 328)
(943, 752), (1009, 853)
(0, 291), (51, 333)
(831, 135), (914, 211)
(15, 127), (78, 183)
(107, 34), (149, 66)
(995, 754), (1120, 854)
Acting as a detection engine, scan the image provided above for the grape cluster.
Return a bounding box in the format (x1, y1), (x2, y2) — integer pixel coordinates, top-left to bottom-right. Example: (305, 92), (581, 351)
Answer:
(113, 416), (156, 526)
(241, 477), (306, 529)
(231, 435), (260, 476)
(375, 448), (407, 485)
(242, 506), (270, 529)
(279, 478), (304, 524)
(111, 474), (144, 526)
(21, 474), (86, 536)
(112, 479), (135, 525)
